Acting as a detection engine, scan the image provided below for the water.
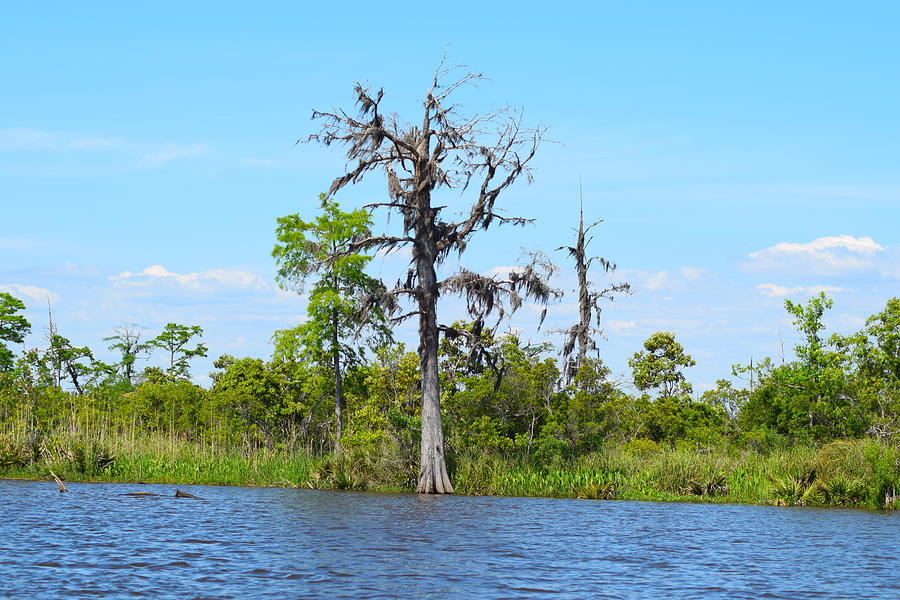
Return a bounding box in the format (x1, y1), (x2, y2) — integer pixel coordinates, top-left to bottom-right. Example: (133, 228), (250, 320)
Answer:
(0, 479), (897, 599)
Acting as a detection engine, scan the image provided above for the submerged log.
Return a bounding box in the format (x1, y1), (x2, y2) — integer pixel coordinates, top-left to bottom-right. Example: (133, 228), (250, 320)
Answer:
(49, 470), (67, 493)
(174, 489), (200, 499)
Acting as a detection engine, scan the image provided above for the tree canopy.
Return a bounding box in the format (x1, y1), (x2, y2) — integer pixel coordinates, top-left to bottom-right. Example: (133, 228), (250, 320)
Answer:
(273, 193), (390, 451)
(0, 292), (31, 372)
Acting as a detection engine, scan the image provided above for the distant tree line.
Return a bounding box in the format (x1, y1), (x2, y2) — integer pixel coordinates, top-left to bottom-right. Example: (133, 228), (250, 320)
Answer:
(2, 284), (898, 485)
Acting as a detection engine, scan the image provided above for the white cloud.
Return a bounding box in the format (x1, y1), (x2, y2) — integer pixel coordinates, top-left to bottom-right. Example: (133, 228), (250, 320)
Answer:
(0, 283), (59, 304)
(746, 235), (885, 274)
(374, 246), (413, 263)
(485, 265), (526, 277)
(204, 269), (268, 289)
(112, 265), (268, 292)
(757, 283), (802, 298)
(757, 283), (846, 298)
(618, 267), (712, 295)
(59, 262), (101, 276)
(879, 249), (900, 280)
(680, 266), (706, 280)
(548, 302), (579, 317)
(606, 320), (637, 334)
(645, 270), (668, 291)
(757, 235), (883, 256)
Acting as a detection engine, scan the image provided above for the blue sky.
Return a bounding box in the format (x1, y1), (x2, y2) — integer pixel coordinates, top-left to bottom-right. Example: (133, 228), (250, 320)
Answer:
(2, 1), (898, 390)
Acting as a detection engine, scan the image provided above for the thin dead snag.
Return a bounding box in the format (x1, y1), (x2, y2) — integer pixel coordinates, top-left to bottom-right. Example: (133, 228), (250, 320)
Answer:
(310, 59), (550, 493)
(557, 184), (631, 386)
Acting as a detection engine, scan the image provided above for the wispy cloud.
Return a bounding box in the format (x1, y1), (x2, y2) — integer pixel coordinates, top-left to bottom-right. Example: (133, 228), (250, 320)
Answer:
(615, 267), (714, 296)
(485, 265), (526, 277)
(134, 144), (209, 168)
(0, 128), (124, 151)
(0, 127), (209, 173)
(374, 246), (413, 263)
(644, 270), (668, 291)
(756, 283), (847, 298)
(112, 265), (268, 293)
(606, 320), (638, 334)
(0, 283), (59, 304)
(680, 266), (707, 280)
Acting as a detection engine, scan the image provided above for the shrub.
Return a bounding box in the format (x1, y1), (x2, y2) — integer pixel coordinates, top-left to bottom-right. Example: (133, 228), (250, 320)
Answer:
(622, 437), (660, 456)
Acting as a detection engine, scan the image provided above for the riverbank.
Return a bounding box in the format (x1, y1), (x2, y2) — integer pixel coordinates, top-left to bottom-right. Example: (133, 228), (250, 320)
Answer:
(2, 435), (898, 509)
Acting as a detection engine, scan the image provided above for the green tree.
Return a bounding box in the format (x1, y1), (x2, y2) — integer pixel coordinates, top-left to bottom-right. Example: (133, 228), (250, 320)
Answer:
(150, 323), (208, 380)
(131, 377), (208, 439)
(0, 292), (31, 372)
(50, 334), (93, 395)
(210, 354), (292, 451)
(269, 329), (335, 452)
(629, 331), (696, 398)
(785, 292), (833, 381)
(558, 358), (620, 452)
(701, 379), (748, 424)
(739, 293), (861, 440)
(641, 394), (725, 446)
(836, 297), (900, 439)
(344, 343), (422, 480)
(273, 194), (389, 452)
(628, 332), (724, 445)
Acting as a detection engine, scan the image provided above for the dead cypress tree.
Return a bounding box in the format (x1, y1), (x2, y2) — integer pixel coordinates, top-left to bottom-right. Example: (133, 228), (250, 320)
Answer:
(557, 183), (631, 386)
(308, 60), (555, 493)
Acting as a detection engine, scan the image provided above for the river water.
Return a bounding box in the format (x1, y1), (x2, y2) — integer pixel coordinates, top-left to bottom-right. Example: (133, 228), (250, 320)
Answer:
(0, 479), (897, 599)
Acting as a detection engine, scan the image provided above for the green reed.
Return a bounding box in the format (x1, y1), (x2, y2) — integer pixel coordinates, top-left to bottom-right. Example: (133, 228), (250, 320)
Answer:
(3, 430), (898, 509)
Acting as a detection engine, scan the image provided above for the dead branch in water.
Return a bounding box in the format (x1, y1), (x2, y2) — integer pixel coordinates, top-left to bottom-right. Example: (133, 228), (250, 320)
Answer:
(174, 489), (200, 499)
(49, 470), (67, 493)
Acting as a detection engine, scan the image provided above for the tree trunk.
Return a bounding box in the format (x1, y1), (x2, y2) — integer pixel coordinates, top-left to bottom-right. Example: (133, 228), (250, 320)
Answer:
(415, 217), (453, 494)
(67, 364), (83, 396)
(332, 307), (343, 455)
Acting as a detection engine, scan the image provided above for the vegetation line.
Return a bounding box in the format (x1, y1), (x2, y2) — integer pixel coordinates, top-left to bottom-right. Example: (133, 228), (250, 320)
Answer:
(2, 434), (898, 510)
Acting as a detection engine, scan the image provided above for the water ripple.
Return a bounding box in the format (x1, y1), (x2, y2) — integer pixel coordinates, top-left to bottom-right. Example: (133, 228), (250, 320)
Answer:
(1, 479), (898, 599)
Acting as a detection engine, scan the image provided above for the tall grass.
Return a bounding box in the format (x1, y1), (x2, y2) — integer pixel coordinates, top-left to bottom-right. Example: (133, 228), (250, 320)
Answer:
(3, 430), (898, 509)
(1, 432), (314, 488)
(452, 440), (900, 509)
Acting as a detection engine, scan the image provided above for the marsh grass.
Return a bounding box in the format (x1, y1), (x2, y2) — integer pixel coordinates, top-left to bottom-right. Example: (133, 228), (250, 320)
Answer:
(3, 431), (898, 508)
(452, 440), (900, 508)
(1, 432), (314, 488)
